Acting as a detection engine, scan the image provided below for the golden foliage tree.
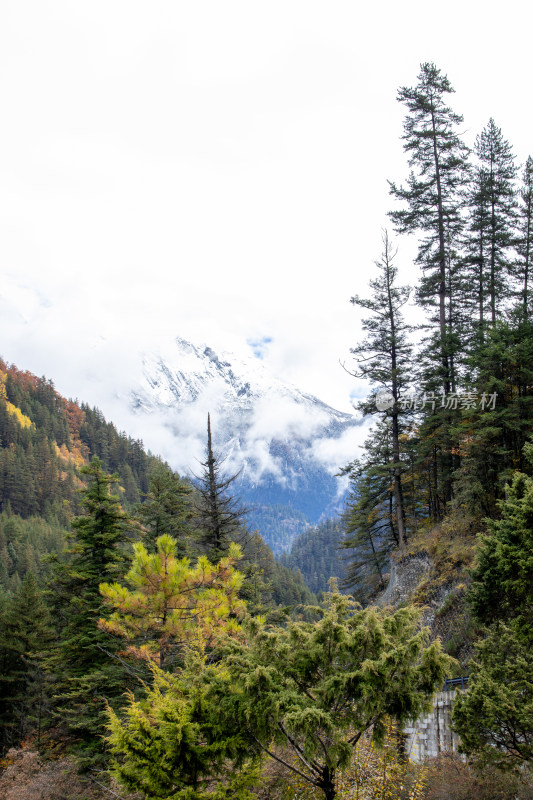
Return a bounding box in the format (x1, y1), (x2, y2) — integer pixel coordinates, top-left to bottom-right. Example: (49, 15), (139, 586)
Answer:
(99, 534), (246, 670)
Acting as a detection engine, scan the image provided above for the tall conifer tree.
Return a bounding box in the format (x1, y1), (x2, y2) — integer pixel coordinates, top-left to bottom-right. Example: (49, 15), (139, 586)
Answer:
(48, 457), (131, 766)
(389, 63), (471, 508)
(389, 62), (470, 395)
(474, 119), (517, 323)
(347, 231), (412, 547)
(195, 414), (247, 561)
(462, 165), (492, 347)
(135, 464), (194, 555)
(516, 155), (533, 319)
(0, 573), (53, 753)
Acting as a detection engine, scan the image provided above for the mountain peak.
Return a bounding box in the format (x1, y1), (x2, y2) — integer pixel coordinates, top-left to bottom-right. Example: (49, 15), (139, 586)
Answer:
(127, 335), (365, 552)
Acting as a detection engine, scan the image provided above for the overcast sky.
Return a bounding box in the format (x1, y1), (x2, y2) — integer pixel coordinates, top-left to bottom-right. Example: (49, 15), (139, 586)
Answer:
(1, 1), (531, 442)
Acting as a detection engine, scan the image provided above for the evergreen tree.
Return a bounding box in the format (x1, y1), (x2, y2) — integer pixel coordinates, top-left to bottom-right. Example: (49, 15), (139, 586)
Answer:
(516, 155), (533, 319)
(341, 466), (389, 601)
(47, 457), (131, 767)
(461, 164), (492, 347)
(453, 444), (533, 768)
(0, 572), (53, 753)
(474, 119), (517, 323)
(467, 448), (533, 627)
(348, 230), (412, 546)
(455, 326), (533, 518)
(195, 414), (248, 560)
(135, 464), (195, 554)
(388, 63), (471, 510)
(389, 62), (470, 395)
(219, 591), (454, 800)
(106, 654), (260, 800)
(453, 621), (533, 769)
(99, 535), (245, 670)
(341, 420), (409, 599)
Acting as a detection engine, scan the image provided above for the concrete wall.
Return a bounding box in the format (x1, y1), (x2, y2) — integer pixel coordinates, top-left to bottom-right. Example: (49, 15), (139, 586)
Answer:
(404, 690), (461, 762)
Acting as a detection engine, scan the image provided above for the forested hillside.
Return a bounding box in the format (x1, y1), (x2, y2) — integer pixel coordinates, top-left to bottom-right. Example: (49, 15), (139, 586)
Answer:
(335, 62), (533, 791)
(0, 359), (312, 600)
(341, 64), (533, 605)
(244, 502), (311, 555)
(279, 518), (347, 594)
(0, 359), (161, 522)
(0, 359), (167, 593)
(0, 361), (316, 765)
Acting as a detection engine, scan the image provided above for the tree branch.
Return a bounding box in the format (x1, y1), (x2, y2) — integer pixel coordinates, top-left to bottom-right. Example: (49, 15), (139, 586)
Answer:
(248, 731), (320, 787)
(277, 721), (322, 777)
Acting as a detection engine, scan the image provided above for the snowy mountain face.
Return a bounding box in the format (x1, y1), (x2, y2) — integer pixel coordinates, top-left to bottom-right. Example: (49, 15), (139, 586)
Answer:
(129, 337), (363, 553)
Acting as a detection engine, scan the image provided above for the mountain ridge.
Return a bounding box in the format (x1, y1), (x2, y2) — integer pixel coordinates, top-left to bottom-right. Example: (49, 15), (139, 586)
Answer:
(127, 336), (363, 552)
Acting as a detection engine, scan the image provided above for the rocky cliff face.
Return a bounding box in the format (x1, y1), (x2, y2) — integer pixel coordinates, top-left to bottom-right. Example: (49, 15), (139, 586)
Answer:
(377, 552), (432, 608)
(377, 537), (474, 670)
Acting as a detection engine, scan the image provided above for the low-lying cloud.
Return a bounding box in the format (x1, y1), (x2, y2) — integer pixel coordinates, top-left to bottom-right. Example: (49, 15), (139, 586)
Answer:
(122, 341), (368, 487)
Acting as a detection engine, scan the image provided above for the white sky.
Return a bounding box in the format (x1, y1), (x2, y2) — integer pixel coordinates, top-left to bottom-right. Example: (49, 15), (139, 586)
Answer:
(1, 1), (531, 434)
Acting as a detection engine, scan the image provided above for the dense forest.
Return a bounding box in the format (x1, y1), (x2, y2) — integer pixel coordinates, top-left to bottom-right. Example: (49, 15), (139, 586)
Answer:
(279, 518), (347, 594)
(2, 61), (533, 799)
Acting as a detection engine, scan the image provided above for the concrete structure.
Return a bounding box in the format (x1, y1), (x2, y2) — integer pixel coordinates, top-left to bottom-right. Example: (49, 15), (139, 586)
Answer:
(404, 690), (462, 762)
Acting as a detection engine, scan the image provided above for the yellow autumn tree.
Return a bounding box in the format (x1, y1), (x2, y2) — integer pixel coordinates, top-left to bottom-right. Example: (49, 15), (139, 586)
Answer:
(99, 534), (246, 670)
(0, 372), (33, 429)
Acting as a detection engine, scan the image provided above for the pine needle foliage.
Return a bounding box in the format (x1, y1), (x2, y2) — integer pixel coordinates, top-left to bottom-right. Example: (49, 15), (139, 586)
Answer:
(46, 457), (131, 767)
(218, 590), (454, 800)
(467, 447), (533, 627)
(453, 621), (533, 769)
(99, 536), (246, 670)
(195, 414), (248, 561)
(106, 654), (260, 800)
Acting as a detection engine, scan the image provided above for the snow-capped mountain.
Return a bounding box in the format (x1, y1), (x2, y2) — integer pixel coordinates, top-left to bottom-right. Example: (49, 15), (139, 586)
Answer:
(129, 337), (364, 553)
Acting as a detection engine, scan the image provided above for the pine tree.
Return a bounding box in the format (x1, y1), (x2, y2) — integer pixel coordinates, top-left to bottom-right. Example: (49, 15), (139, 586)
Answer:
(135, 464), (195, 554)
(454, 321), (533, 517)
(341, 419), (408, 599)
(389, 62), (471, 396)
(0, 572), (53, 753)
(467, 447), (533, 627)
(388, 64), (472, 511)
(453, 621), (533, 769)
(474, 119), (517, 323)
(348, 230), (413, 546)
(461, 164), (492, 347)
(195, 414), (248, 560)
(47, 457), (131, 767)
(516, 155), (533, 320)
(99, 535), (245, 670)
(453, 444), (533, 769)
(341, 469), (389, 601)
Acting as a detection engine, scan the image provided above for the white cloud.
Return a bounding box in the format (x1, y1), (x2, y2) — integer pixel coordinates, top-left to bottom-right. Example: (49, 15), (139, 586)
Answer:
(1, 0), (531, 466)
(306, 422), (370, 475)
(248, 394), (330, 441)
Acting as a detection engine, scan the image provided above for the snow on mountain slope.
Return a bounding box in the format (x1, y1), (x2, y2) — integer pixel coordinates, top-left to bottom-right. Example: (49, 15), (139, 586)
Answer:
(128, 337), (365, 552)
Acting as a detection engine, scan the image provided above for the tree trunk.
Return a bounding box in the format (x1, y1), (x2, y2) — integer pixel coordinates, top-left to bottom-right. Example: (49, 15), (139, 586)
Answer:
(206, 413), (222, 553)
(385, 232), (407, 548)
(320, 765), (336, 800)
(431, 107), (450, 395)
